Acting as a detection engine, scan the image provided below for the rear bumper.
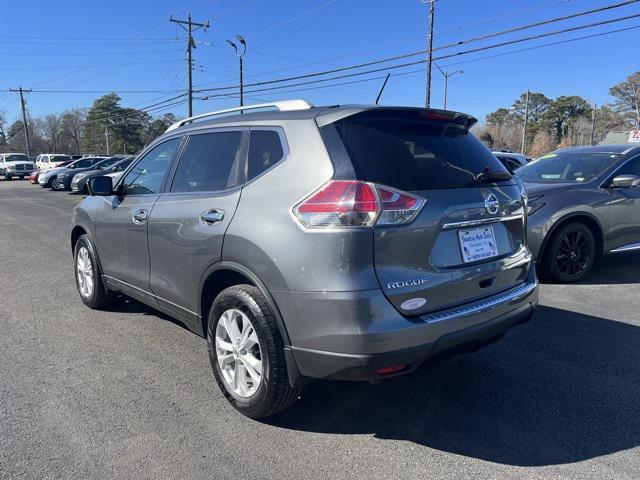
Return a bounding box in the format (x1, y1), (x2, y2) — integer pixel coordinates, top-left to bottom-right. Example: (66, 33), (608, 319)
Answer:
(289, 302), (533, 381)
(276, 266), (538, 382)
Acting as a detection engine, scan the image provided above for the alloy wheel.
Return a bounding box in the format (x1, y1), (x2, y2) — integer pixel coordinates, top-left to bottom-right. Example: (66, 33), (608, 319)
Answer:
(76, 246), (94, 297)
(554, 230), (592, 279)
(215, 308), (263, 398)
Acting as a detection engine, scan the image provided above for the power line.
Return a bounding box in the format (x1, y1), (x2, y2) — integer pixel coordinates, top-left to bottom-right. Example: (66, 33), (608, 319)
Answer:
(249, 0), (338, 40)
(194, 10), (640, 94)
(435, 0), (639, 52)
(0, 49), (183, 57)
(197, 22), (640, 100)
(0, 59), (181, 71)
(194, 0), (624, 86)
(0, 89), (184, 94)
(438, 22), (640, 69)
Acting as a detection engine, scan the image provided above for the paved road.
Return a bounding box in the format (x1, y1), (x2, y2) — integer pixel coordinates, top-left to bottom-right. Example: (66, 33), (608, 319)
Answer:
(1, 181), (638, 480)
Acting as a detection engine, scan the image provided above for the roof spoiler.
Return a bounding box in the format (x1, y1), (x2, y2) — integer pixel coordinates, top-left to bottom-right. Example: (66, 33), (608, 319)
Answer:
(315, 105), (477, 129)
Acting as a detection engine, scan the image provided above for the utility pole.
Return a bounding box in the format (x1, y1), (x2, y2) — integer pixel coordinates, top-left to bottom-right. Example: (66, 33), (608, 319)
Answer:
(434, 63), (463, 110)
(226, 35), (247, 109)
(104, 125), (110, 155)
(9, 86), (32, 156)
(590, 103), (597, 146)
(422, 0), (435, 108)
(170, 13), (209, 117)
(520, 89), (530, 154)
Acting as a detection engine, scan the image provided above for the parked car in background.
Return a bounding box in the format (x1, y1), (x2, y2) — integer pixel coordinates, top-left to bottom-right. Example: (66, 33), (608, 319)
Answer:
(36, 154), (71, 171)
(70, 155), (83, 160)
(39, 157), (101, 188)
(517, 144), (640, 282)
(53, 156), (123, 191)
(71, 156), (134, 194)
(493, 151), (529, 173)
(0, 153), (36, 180)
(72, 101), (537, 419)
(103, 160), (133, 184)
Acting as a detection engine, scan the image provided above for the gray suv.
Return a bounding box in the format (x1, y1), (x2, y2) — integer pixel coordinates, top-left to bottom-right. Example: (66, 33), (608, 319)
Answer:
(71, 100), (538, 418)
(518, 144), (640, 282)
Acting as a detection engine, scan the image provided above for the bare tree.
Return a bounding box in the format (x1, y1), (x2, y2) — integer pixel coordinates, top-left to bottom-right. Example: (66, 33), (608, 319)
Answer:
(609, 71), (640, 128)
(43, 114), (63, 152)
(529, 131), (557, 158)
(61, 109), (85, 155)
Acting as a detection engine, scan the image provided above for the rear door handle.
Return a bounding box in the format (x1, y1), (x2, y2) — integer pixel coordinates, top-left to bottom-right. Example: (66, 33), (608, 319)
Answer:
(132, 209), (149, 224)
(200, 209), (225, 225)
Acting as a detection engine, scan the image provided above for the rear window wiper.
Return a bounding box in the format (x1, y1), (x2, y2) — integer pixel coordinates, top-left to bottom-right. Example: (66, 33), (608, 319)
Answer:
(471, 167), (512, 184)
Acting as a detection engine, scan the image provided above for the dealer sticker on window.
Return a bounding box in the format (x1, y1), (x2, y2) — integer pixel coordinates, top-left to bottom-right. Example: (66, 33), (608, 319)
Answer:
(458, 226), (499, 263)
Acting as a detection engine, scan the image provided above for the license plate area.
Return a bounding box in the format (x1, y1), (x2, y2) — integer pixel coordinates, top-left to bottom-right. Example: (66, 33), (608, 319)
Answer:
(458, 225), (499, 263)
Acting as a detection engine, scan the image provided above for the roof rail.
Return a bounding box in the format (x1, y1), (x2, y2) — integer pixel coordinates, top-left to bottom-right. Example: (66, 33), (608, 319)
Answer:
(165, 99), (314, 132)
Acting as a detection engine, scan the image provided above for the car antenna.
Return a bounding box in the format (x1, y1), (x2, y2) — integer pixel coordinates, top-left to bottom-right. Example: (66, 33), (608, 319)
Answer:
(375, 73), (391, 105)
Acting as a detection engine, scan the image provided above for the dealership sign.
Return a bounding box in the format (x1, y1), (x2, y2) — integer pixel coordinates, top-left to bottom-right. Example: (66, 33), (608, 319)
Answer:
(629, 130), (640, 142)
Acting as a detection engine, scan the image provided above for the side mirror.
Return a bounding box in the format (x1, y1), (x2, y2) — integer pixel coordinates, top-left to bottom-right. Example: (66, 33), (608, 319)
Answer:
(88, 176), (113, 196)
(610, 174), (640, 189)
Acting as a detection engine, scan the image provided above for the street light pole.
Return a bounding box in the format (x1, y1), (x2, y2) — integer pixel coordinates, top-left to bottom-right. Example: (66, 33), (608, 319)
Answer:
(434, 63), (463, 110)
(226, 35), (247, 109)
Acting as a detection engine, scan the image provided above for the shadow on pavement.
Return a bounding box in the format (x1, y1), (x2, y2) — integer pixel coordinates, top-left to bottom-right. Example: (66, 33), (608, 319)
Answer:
(266, 306), (640, 467)
(577, 251), (640, 285)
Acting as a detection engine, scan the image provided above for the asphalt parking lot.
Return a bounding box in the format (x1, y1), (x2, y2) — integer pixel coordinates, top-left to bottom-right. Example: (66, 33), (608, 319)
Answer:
(1, 180), (638, 480)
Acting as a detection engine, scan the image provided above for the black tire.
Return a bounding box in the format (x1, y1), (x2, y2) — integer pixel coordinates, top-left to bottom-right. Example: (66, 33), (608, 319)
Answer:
(207, 285), (300, 419)
(5, 174), (11, 181)
(73, 234), (115, 309)
(541, 222), (596, 283)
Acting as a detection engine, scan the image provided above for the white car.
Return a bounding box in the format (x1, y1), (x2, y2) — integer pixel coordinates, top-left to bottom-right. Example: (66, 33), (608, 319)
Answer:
(36, 154), (72, 171)
(0, 153), (36, 180)
(103, 169), (126, 184)
(492, 151), (530, 173)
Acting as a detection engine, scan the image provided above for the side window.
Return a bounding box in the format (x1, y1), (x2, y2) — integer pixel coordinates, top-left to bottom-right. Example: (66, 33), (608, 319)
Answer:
(247, 130), (284, 181)
(171, 131), (243, 193)
(616, 157), (640, 177)
(74, 159), (93, 168)
(506, 159), (522, 173)
(122, 138), (180, 195)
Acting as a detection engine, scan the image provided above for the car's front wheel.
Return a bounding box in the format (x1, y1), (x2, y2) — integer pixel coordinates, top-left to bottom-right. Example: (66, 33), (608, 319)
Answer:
(74, 234), (114, 309)
(542, 222), (596, 283)
(207, 285), (300, 419)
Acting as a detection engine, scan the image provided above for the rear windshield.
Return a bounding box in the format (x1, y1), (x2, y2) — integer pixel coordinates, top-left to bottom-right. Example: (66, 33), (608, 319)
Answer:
(52, 155), (70, 162)
(329, 112), (508, 191)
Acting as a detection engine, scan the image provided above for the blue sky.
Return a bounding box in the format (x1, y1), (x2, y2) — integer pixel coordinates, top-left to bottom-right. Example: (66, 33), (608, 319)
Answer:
(0, 0), (637, 124)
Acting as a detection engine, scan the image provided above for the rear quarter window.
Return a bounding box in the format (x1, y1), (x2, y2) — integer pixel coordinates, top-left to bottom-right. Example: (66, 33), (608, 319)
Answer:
(328, 113), (508, 191)
(247, 130), (284, 181)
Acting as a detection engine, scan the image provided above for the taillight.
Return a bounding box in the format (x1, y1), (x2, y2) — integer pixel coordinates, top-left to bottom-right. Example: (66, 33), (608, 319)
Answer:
(293, 180), (425, 229)
(294, 180), (378, 228)
(375, 185), (424, 226)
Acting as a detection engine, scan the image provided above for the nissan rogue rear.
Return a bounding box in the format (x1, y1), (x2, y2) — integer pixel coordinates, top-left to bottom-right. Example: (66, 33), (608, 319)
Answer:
(71, 101), (538, 419)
